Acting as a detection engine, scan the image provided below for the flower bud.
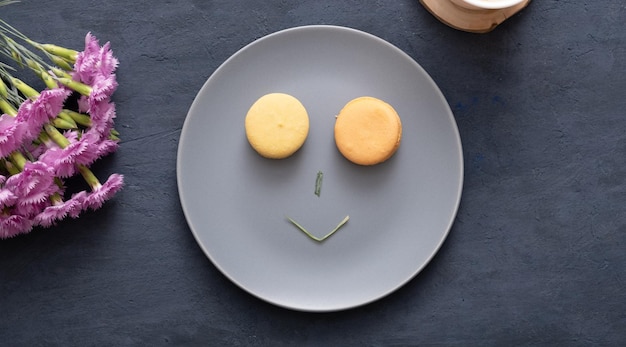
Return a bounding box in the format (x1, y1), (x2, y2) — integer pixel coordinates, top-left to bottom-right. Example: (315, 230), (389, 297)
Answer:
(40, 44), (78, 63)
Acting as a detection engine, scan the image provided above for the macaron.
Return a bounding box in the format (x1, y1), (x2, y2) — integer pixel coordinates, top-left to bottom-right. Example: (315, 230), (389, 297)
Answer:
(334, 96), (402, 165)
(245, 93), (309, 159)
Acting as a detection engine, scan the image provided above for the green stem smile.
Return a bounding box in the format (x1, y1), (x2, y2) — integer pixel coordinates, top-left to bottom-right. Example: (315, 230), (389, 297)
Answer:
(287, 215), (349, 242)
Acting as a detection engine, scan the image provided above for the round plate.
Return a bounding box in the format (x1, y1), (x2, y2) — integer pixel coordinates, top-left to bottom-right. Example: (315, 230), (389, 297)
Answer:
(177, 25), (463, 312)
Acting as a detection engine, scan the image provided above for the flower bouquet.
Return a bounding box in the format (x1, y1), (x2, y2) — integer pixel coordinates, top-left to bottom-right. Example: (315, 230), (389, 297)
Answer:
(0, 3), (123, 238)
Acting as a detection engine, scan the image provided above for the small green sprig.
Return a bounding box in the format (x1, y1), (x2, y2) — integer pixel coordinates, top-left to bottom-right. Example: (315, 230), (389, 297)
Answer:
(287, 215), (349, 242)
(314, 170), (323, 197)
(0, 1), (19, 7)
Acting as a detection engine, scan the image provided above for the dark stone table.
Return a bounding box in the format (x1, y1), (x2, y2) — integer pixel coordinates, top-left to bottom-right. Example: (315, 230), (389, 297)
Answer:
(1, 1), (624, 345)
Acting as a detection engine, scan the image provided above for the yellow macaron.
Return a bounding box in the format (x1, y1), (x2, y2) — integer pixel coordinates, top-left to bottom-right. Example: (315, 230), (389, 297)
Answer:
(245, 93), (310, 159)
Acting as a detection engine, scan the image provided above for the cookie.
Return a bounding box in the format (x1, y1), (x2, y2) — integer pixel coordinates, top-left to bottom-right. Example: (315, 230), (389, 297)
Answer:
(245, 93), (309, 159)
(334, 96), (402, 165)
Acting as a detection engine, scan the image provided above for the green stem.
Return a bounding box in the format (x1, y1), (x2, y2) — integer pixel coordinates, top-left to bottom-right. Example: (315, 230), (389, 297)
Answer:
(0, 98), (16, 116)
(11, 76), (38, 99)
(56, 110), (78, 128)
(50, 67), (72, 80)
(287, 215), (350, 242)
(51, 117), (76, 130)
(9, 151), (27, 171)
(50, 192), (63, 204)
(1, 158), (19, 175)
(43, 123), (70, 148)
(49, 55), (73, 71)
(56, 77), (91, 96)
(78, 164), (100, 190)
(0, 77), (7, 98)
(315, 170), (323, 197)
(61, 109), (92, 127)
(39, 43), (78, 63)
(29, 62), (58, 89)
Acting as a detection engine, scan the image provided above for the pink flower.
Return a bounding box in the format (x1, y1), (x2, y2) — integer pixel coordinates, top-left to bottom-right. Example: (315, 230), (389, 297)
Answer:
(73, 32), (119, 85)
(81, 128), (118, 158)
(63, 130), (79, 142)
(12, 199), (49, 217)
(5, 161), (59, 212)
(0, 113), (26, 157)
(95, 138), (119, 158)
(83, 173), (123, 210)
(23, 140), (48, 161)
(0, 174), (18, 209)
(78, 98), (117, 135)
(0, 213), (33, 239)
(39, 136), (99, 178)
(89, 74), (118, 102)
(76, 76), (117, 118)
(0, 189), (18, 209)
(16, 88), (70, 141)
(0, 32), (124, 239)
(34, 191), (86, 227)
(73, 33), (102, 85)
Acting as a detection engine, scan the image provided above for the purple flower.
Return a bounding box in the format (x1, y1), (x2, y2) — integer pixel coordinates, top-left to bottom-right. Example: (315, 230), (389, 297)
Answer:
(81, 128), (119, 158)
(89, 74), (118, 103)
(0, 213), (33, 239)
(64, 130), (79, 142)
(78, 98), (117, 135)
(0, 175), (18, 209)
(5, 161), (59, 213)
(95, 138), (119, 158)
(74, 32), (119, 85)
(0, 32), (124, 239)
(0, 113), (26, 157)
(12, 199), (49, 218)
(72, 33), (119, 120)
(0, 189), (18, 209)
(34, 192), (86, 227)
(83, 173), (123, 210)
(24, 141), (48, 161)
(16, 88), (70, 141)
(39, 135), (99, 178)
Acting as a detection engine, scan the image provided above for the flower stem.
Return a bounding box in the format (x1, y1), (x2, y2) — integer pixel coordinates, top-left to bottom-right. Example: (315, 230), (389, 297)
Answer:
(78, 164), (100, 190)
(0, 77), (8, 98)
(38, 44), (78, 63)
(56, 110), (78, 127)
(1, 158), (19, 175)
(61, 109), (91, 127)
(50, 67), (72, 80)
(49, 55), (73, 71)
(49, 192), (64, 205)
(9, 151), (27, 171)
(43, 123), (70, 147)
(0, 97), (16, 116)
(51, 117), (76, 130)
(10, 76), (38, 99)
(56, 77), (91, 96)
(28, 62), (58, 89)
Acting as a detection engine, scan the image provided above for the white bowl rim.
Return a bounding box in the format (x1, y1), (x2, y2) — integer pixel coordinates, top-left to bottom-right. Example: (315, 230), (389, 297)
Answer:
(461, 0), (527, 10)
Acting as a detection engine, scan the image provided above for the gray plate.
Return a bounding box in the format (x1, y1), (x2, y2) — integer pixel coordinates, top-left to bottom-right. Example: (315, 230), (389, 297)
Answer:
(177, 25), (463, 312)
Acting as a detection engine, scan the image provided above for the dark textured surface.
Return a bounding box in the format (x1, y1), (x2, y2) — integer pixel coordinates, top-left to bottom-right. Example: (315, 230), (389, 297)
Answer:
(1, 1), (625, 345)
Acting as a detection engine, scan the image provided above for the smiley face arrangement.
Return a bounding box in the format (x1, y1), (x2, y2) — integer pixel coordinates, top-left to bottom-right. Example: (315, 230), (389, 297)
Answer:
(245, 93), (403, 242)
(245, 93), (402, 165)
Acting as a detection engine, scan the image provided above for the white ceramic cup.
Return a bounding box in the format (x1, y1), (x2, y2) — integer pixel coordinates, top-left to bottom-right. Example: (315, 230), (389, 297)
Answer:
(451, 0), (527, 10)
